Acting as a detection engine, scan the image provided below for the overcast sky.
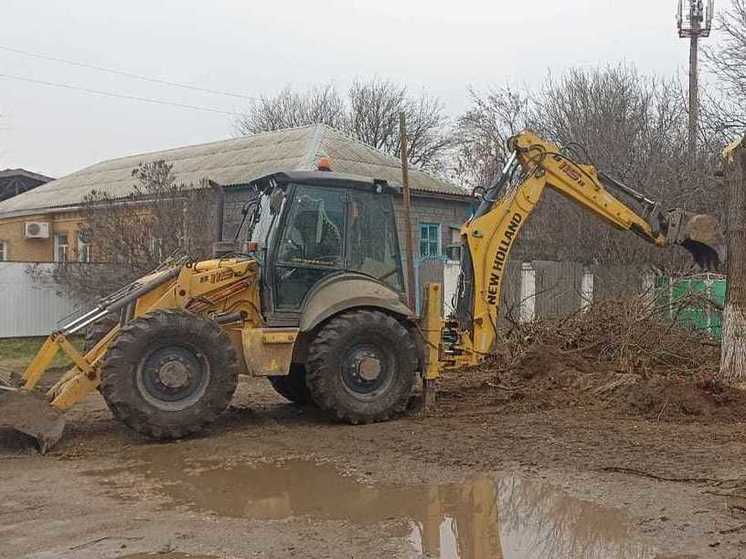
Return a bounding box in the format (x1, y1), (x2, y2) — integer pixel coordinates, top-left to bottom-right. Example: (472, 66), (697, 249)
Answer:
(0, 0), (718, 178)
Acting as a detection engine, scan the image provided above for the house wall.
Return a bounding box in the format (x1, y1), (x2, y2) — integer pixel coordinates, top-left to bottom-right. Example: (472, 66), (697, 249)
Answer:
(393, 193), (475, 263)
(0, 211), (86, 262)
(222, 186), (253, 240)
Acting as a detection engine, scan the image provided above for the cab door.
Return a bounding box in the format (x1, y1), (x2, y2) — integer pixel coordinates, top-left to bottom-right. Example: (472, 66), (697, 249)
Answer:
(270, 184), (347, 312)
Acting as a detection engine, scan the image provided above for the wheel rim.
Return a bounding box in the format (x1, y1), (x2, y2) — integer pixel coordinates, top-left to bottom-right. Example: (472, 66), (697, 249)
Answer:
(340, 343), (393, 397)
(136, 344), (210, 411)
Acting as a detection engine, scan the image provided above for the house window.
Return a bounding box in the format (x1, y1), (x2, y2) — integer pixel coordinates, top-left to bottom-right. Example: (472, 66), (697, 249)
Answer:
(445, 245), (462, 261)
(54, 234), (69, 263)
(445, 225), (462, 261)
(0, 241), (7, 261)
(419, 223), (441, 258)
(77, 233), (91, 263)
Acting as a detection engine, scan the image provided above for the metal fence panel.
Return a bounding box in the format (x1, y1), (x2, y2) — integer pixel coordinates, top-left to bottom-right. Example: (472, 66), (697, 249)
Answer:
(533, 260), (584, 319)
(415, 258), (445, 313)
(0, 263), (79, 338)
(591, 264), (646, 300)
(498, 261), (522, 325)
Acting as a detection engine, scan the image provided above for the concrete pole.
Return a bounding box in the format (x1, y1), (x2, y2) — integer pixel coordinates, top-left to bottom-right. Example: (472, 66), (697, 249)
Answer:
(688, 33), (699, 158)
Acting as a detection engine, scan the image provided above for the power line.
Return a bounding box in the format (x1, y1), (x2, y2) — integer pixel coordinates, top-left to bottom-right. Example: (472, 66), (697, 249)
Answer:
(0, 72), (241, 115)
(0, 44), (257, 101)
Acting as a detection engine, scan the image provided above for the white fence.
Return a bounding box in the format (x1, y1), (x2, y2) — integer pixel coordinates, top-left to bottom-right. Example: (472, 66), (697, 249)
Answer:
(417, 258), (654, 322)
(0, 263), (80, 338)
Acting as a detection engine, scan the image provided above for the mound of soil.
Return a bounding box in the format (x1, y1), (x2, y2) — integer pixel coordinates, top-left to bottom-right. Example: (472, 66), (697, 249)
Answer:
(436, 344), (746, 424)
(621, 375), (746, 422)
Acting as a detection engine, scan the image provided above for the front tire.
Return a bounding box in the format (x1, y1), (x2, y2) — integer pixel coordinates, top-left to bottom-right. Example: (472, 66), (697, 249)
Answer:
(306, 310), (417, 424)
(100, 309), (238, 439)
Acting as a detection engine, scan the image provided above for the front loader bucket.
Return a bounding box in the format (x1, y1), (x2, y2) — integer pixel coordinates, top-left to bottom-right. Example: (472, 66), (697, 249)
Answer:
(0, 389), (65, 453)
(667, 211), (725, 271)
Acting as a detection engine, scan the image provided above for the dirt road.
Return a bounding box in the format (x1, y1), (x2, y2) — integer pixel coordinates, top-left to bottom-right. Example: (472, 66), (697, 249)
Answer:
(2, 366), (746, 559)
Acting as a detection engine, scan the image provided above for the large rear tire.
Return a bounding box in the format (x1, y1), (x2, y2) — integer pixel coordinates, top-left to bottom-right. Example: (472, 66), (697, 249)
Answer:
(306, 310), (417, 424)
(100, 309), (238, 439)
(268, 364), (314, 405)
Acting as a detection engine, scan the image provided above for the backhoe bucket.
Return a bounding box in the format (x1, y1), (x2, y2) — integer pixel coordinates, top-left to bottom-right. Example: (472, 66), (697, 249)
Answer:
(667, 211), (725, 271)
(0, 389), (65, 453)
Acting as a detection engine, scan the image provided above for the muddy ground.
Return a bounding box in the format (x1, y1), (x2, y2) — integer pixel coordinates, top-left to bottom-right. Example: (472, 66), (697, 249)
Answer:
(3, 354), (746, 559)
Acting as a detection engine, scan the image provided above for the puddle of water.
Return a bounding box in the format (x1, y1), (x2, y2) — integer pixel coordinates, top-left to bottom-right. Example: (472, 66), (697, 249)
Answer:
(95, 457), (655, 559)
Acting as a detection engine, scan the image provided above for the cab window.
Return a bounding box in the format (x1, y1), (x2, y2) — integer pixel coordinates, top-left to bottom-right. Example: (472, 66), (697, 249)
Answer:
(277, 187), (345, 267)
(347, 191), (403, 292)
(273, 185), (346, 309)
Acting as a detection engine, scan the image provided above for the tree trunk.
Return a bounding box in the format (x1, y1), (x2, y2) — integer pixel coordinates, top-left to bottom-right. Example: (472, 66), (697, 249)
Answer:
(720, 141), (746, 385)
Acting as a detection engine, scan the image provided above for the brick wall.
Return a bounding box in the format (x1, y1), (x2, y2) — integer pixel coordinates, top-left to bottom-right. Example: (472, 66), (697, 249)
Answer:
(222, 186), (253, 241)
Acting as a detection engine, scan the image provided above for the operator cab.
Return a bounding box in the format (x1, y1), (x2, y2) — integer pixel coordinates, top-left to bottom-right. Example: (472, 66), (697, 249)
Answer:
(243, 169), (405, 322)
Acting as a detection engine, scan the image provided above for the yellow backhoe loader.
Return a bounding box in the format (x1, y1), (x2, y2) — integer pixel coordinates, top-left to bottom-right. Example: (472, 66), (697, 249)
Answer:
(0, 130), (723, 452)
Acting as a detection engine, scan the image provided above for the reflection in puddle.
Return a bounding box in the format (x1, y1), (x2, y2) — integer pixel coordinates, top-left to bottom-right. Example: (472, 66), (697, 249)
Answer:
(95, 458), (654, 559)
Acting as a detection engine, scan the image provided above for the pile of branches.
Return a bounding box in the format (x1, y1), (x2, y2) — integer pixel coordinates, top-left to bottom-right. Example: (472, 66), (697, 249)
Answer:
(498, 293), (721, 376)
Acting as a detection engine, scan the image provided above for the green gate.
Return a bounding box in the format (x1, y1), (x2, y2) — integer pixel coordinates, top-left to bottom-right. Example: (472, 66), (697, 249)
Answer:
(655, 274), (726, 338)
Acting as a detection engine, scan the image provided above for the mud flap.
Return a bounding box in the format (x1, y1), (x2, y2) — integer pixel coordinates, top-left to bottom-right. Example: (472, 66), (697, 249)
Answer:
(0, 389), (65, 454)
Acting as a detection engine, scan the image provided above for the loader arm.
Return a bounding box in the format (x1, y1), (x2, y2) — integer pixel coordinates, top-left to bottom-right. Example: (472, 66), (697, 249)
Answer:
(451, 129), (721, 361)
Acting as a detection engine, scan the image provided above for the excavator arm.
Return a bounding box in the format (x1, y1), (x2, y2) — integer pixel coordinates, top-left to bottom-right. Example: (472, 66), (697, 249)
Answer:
(449, 130), (723, 361)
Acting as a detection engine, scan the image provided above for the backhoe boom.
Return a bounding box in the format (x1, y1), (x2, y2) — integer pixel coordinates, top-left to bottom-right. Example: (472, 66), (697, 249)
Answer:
(448, 130), (722, 364)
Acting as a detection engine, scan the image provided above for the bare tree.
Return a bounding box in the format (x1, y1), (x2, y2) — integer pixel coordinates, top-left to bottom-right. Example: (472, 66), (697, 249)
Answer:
(719, 138), (746, 385)
(235, 85), (347, 134)
(236, 79), (451, 171)
(454, 65), (721, 271)
(50, 161), (215, 301)
(348, 79), (451, 170)
(452, 85), (530, 190)
(703, 0), (746, 139)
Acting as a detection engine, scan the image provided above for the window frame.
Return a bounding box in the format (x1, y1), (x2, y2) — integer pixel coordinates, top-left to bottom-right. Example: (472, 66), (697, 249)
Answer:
(53, 234), (69, 263)
(77, 234), (91, 263)
(0, 240), (7, 262)
(419, 222), (441, 259)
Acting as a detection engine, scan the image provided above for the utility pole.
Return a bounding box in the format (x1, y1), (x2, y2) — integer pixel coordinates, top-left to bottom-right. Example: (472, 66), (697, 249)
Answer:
(677, 0), (714, 158)
(399, 112), (417, 310)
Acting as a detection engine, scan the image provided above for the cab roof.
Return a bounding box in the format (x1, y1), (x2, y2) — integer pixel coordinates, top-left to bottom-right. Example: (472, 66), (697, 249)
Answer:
(256, 170), (402, 195)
